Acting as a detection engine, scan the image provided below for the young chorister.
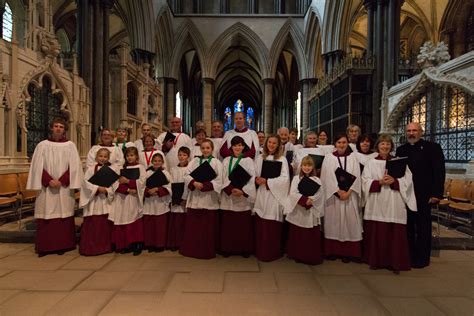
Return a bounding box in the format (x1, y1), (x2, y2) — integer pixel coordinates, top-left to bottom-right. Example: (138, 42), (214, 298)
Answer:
(109, 147), (146, 255)
(139, 135), (167, 170)
(167, 146), (191, 250)
(181, 139), (223, 259)
(253, 135), (290, 262)
(79, 148), (118, 255)
(320, 133), (362, 263)
(220, 136), (257, 257)
(284, 156), (324, 265)
(143, 152), (172, 252)
(362, 134), (417, 273)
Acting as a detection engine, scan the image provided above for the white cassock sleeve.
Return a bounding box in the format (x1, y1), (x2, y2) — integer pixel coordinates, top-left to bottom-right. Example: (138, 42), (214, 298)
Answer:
(396, 166), (417, 212)
(26, 142), (45, 191)
(136, 165), (147, 207)
(79, 167), (99, 208)
(68, 142), (83, 190)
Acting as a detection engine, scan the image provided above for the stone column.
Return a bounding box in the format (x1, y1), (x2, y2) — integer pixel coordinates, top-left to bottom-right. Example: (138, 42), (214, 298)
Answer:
(263, 79), (274, 134)
(202, 78), (214, 136)
(165, 78), (177, 121)
(364, 0), (375, 55)
(300, 79), (312, 133)
(102, 0), (113, 128)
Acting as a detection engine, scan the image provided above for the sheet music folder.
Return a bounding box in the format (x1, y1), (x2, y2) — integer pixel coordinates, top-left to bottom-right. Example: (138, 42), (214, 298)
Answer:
(308, 154), (325, 169)
(189, 161), (217, 183)
(261, 160), (282, 179)
(335, 167), (356, 191)
(386, 157), (408, 178)
(298, 176), (321, 196)
(120, 168), (140, 180)
(88, 165), (119, 188)
(146, 169), (169, 188)
(171, 183), (185, 204)
(229, 165), (251, 189)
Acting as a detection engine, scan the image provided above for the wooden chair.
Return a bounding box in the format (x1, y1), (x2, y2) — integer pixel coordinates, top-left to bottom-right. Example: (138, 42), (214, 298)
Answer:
(17, 172), (37, 230)
(0, 173), (20, 220)
(449, 181), (474, 235)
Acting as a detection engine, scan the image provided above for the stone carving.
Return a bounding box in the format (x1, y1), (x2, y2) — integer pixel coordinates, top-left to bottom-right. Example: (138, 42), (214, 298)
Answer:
(417, 41), (450, 69)
(38, 29), (61, 58)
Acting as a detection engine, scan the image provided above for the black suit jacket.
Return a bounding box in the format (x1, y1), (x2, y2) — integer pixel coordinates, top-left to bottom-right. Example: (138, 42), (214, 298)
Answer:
(396, 139), (445, 205)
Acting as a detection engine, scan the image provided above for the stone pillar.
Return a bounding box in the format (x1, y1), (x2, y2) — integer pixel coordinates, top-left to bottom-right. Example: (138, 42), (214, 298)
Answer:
(102, 0), (113, 129)
(300, 79), (312, 133)
(364, 0), (375, 55)
(165, 78), (177, 122)
(263, 79), (273, 134)
(202, 78), (214, 136)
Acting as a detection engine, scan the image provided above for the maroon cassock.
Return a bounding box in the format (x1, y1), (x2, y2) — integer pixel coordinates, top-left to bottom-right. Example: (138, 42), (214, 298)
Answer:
(143, 213), (169, 248)
(180, 208), (217, 259)
(254, 215), (282, 262)
(79, 214), (112, 256)
(286, 223), (324, 265)
(219, 210), (254, 254)
(166, 212), (186, 249)
(111, 218), (144, 250)
(324, 239), (361, 259)
(363, 220), (411, 271)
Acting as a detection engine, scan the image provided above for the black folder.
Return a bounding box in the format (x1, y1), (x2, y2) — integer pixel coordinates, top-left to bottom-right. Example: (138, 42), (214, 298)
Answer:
(146, 169), (169, 188)
(229, 165), (252, 189)
(163, 131), (176, 143)
(88, 165), (120, 188)
(171, 183), (185, 204)
(261, 160), (282, 179)
(309, 154), (325, 169)
(335, 167), (356, 191)
(298, 176), (321, 196)
(386, 157), (408, 178)
(189, 161), (217, 183)
(120, 168), (140, 180)
(286, 150), (294, 164)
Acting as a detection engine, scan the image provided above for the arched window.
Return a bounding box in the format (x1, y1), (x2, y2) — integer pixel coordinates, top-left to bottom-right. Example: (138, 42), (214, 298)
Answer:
(246, 106), (254, 130)
(2, 2), (13, 42)
(127, 82), (137, 116)
(223, 99), (256, 131)
(394, 87), (473, 162)
(224, 106), (232, 132)
(26, 77), (63, 157)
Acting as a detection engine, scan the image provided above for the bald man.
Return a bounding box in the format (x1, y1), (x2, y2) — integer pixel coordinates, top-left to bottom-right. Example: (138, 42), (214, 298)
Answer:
(134, 123), (159, 152)
(157, 117), (193, 168)
(396, 122), (445, 268)
(220, 112), (259, 159)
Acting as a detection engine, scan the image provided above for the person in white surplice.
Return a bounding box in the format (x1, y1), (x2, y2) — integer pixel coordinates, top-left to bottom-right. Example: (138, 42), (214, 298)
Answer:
(27, 117), (83, 257)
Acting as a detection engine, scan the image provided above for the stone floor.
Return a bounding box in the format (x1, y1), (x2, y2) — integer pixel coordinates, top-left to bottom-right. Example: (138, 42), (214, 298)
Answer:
(0, 244), (471, 315)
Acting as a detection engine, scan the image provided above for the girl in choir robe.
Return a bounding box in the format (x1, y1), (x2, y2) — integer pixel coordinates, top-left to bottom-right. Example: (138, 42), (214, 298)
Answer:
(253, 135), (290, 262)
(139, 135), (167, 170)
(27, 117), (83, 257)
(320, 133), (362, 262)
(86, 128), (124, 169)
(355, 134), (378, 207)
(220, 136), (257, 257)
(191, 129), (207, 158)
(362, 134), (417, 273)
(115, 126), (135, 154)
(181, 139), (223, 259)
(167, 146), (191, 250)
(143, 153), (172, 252)
(109, 147), (146, 255)
(284, 156), (324, 265)
(79, 148), (118, 256)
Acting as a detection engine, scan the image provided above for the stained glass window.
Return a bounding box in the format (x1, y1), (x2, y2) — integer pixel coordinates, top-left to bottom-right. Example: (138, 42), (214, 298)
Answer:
(246, 106), (254, 129)
(224, 106), (232, 131)
(26, 76), (62, 157)
(2, 2), (13, 42)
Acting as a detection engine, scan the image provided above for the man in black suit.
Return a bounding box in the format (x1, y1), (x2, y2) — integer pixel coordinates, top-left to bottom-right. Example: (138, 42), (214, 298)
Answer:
(396, 122), (445, 268)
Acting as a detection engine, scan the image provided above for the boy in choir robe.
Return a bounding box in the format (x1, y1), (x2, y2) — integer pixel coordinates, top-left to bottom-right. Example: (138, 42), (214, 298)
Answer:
(79, 148), (118, 256)
(320, 133), (362, 262)
(86, 128), (124, 169)
(191, 128), (207, 158)
(109, 147), (146, 255)
(167, 146), (191, 250)
(253, 135), (290, 262)
(362, 134), (417, 273)
(139, 135), (167, 170)
(289, 128), (303, 152)
(115, 126), (135, 154)
(181, 139), (223, 259)
(220, 136), (257, 257)
(143, 153), (172, 252)
(27, 117), (83, 257)
(284, 156), (324, 265)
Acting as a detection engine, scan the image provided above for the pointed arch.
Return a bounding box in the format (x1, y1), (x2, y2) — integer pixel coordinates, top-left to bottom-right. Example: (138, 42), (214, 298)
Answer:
(155, 5), (174, 78)
(269, 19), (307, 80)
(305, 7), (323, 78)
(205, 22), (270, 79)
(169, 19), (207, 80)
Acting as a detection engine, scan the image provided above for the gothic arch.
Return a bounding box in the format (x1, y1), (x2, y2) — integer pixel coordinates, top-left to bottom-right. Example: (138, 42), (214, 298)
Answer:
(269, 19), (308, 80)
(169, 19), (207, 80)
(155, 6), (174, 78)
(322, 0), (350, 53)
(205, 22), (270, 79)
(305, 7), (323, 78)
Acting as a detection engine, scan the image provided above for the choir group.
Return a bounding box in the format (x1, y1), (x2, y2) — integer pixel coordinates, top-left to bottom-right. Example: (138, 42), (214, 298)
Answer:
(27, 113), (445, 275)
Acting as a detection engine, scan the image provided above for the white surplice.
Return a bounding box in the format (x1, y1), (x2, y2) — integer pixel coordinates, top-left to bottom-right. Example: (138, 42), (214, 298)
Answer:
(109, 164), (146, 225)
(320, 152), (362, 242)
(220, 156), (256, 212)
(143, 169), (172, 216)
(221, 129), (260, 158)
(252, 154), (290, 222)
(138, 149), (168, 170)
(26, 140), (83, 219)
(362, 158), (417, 224)
(284, 175), (324, 228)
(156, 132), (193, 169)
(293, 147), (327, 174)
(184, 157), (223, 210)
(210, 137), (223, 160)
(86, 145), (124, 169)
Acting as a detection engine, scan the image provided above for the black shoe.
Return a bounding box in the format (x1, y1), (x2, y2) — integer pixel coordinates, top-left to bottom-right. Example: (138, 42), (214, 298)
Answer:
(37, 252), (47, 258)
(341, 257), (350, 263)
(242, 252), (250, 258)
(57, 250), (65, 256)
(326, 255), (337, 261)
(155, 247), (164, 253)
(148, 247), (155, 253)
(132, 243), (143, 256)
(119, 248), (128, 254)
